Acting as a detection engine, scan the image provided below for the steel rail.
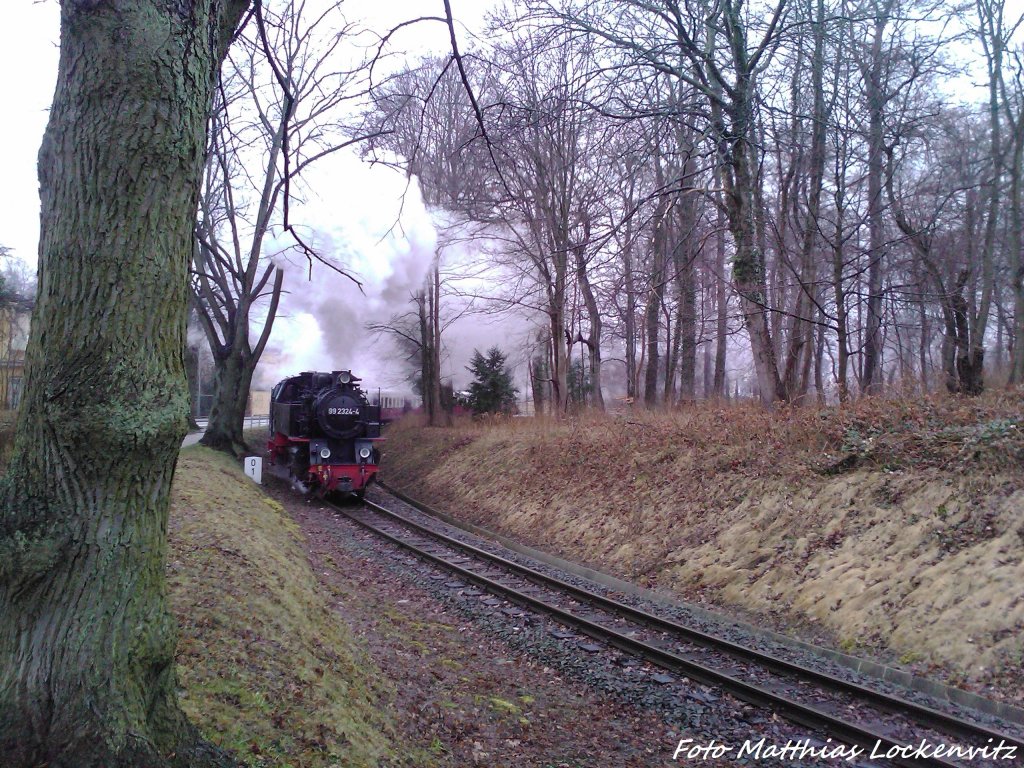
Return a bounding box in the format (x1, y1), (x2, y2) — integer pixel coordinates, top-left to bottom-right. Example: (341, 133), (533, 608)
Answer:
(331, 499), (1006, 768)
(365, 491), (1022, 754)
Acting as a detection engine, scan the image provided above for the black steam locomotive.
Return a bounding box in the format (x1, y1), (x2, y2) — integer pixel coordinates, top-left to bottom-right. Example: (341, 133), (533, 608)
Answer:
(267, 369), (383, 497)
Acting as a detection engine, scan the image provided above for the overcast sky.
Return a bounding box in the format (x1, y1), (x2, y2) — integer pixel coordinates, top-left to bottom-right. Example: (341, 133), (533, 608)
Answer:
(0, 0), (490, 265)
(1, 1), (59, 264)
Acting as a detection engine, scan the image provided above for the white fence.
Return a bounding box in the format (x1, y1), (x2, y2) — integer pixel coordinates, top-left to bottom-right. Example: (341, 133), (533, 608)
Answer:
(194, 414), (269, 429)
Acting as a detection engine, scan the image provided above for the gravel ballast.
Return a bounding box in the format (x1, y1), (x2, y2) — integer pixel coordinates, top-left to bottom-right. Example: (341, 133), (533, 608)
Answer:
(265, 478), (1024, 767)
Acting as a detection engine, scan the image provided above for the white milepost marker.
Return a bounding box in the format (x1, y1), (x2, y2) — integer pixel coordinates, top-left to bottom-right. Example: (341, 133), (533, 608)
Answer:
(244, 456), (262, 484)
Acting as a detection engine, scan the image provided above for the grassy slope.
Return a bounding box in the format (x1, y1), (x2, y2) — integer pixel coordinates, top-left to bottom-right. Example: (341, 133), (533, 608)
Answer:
(383, 395), (1024, 695)
(169, 446), (393, 767)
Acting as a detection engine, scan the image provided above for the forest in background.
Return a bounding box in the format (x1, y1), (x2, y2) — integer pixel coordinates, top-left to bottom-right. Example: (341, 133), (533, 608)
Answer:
(366, 0), (1024, 417)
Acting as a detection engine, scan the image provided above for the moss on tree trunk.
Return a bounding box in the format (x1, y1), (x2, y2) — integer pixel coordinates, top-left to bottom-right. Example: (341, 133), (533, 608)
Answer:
(0, 0), (249, 765)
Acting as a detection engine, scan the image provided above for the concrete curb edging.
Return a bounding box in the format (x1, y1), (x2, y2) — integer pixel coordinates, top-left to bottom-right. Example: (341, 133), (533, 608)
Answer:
(381, 481), (1024, 726)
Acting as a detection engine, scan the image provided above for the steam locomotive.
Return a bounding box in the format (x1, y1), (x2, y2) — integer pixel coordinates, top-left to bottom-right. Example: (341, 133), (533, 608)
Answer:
(267, 369), (383, 497)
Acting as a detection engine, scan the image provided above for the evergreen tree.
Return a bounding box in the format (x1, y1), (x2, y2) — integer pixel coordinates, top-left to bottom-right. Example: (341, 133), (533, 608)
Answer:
(467, 347), (518, 415)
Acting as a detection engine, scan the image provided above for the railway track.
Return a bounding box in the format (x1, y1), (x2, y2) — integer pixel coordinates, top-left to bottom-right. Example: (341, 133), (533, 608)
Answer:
(329, 492), (1024, 768)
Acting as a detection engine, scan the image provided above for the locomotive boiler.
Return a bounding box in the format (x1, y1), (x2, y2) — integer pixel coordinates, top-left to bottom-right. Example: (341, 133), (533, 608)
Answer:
(267, 369), (383, 497)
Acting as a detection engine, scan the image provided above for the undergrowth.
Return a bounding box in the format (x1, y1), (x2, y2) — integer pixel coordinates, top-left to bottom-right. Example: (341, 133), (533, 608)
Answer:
(384, 392), (1024, 691)
(388, 391), (1024, 476)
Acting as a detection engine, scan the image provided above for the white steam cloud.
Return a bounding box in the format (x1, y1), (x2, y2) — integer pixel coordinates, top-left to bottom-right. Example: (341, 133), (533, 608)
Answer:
(255, 152), (438, 394)
(253, 151), (544, 401)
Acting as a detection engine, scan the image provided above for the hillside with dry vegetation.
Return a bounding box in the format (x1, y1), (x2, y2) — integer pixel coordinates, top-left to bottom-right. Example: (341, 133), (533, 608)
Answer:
(382, 394), (1024, 704)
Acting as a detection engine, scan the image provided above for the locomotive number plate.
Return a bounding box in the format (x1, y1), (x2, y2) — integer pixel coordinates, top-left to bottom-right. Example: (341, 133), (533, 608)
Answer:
(328, 407), (359, 416)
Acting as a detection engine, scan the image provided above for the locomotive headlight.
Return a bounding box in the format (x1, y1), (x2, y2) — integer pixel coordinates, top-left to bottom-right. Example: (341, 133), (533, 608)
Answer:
(339, 371), (352, 384)
(320, 447), (331, 459)
(358, 446), (371, 460)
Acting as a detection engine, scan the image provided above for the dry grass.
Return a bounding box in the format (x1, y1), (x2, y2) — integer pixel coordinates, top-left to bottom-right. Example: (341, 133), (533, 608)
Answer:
(393, 391), (1024, 475)
(384, 393), (1024, 697)
(169, 446), (394, 767)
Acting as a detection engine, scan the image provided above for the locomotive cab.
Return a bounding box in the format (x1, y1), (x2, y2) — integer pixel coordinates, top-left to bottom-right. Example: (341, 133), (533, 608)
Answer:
(268, 369), (384, 497)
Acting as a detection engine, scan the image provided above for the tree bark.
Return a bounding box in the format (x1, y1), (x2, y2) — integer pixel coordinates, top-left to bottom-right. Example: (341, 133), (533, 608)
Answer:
(193, 67), (289, 453)
(782, 0), (827, 403)
(883, 145), (972, 395)
(201, 347), (255, 454)
(550, 297), (570, 414)
(674, 238), (697, 403)
(1009, 124), (1024, 384)
(622, 229), (639, 400)
(197, 266), (283, 453)
(672, 160), (699, 403)
(644, 198), (669, 407)
(530, 343), (547, 416)
(710, 23), (785, 405)
(415, 287), (439, 424)
(712, 203), (728, 398)
(428, 259), (445, 424)
(860, 0), (894, 395)
(964, 0), (1008, 394)
(722, 128), (785, 406)
(185, 339), (202, 429)
(0, 1), (248, 765)
(575, 229), (605, 411)
(918, 289), (930, 393)
(831, 136), (852, 403)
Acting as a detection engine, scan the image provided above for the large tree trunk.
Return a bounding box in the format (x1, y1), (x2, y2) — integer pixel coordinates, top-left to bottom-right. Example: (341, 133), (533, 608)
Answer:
(530, 345), (547, 417)
(918, 291), (930, 393)
(860, 1), (893, 395)
(672, 167), (698, 403)
(0, 1), (247, 766)
(814, 319), (826, 405)
(964, 6), (1005, 395)
(1010, 131), (1024, 385)
(185, 341), (202, 430)
(550, 303), (570, 414)
(201, 349), (255, 454)
(546, 233), (571, 414)
(642, 291), (661, 406)
(724, 154), (785, 405)
(832, 182), (851, 402)
(714, 75), (785, 405)
(575, 235), (605, 411)
(623, 238), (639, 400)
(198, 267), (282, 453)
(643, 199), (669, 407)
(427, 259), (445, 425)
(712, 203), (728, 398)
(414, 288), (434, 421)
(544, 243), (570, 413)
(405, 265), (446, 427)
(675, 241), (697, 403)
(782, 0), (827, 404)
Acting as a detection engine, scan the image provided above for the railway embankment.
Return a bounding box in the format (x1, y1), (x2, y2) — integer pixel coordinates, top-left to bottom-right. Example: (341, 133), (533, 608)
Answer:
(382, 395), (1024, 705)
(168, 446), (394, 767)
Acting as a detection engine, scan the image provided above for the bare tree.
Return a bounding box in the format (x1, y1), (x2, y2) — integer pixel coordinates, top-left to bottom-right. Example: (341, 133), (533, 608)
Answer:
(193, 0), (381, 453)
(970, 0), (1024, 386)
(1006, 49), (1024, 383)
(538, 0), (791, 404)
(375, 0), (1018, 407)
